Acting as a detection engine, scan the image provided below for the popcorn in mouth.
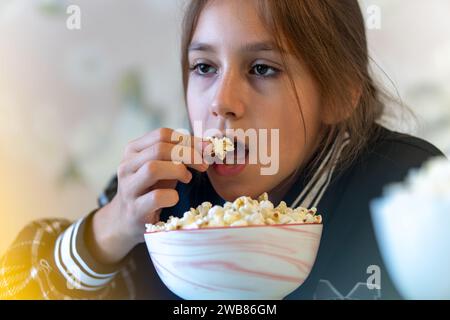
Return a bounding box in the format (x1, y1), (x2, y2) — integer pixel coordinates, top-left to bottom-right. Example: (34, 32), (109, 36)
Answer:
(145, 192), (322, 233)
(206, 136), (235, 161)
(205, 135), (250, 164)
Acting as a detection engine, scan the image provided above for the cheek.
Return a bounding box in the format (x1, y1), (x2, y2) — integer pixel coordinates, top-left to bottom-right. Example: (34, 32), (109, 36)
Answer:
(187, 85), (208, 133)
(278, 114), (305, 170)
(276, 82), (322, 169)
(268, 92), (304, 149)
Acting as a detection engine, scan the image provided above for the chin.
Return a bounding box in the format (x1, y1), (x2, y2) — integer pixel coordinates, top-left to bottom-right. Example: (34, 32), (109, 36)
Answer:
(208, 174), (270, 202)
(215, 187), (259, 202)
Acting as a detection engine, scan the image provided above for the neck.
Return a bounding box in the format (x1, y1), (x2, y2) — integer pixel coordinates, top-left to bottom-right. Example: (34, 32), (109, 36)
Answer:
(268, 129), (328, 206)
(268, 167), (303, 205)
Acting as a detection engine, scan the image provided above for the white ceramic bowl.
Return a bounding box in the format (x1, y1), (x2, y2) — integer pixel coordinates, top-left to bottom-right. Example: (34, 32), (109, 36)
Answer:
(144, 223), (323, 300)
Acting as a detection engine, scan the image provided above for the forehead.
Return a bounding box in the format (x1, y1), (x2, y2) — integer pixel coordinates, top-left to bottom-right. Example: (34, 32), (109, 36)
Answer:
(191, 0), (270, 47)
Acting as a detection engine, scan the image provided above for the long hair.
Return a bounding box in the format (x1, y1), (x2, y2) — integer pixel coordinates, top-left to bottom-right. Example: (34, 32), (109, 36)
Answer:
(180, 0), (387, 176)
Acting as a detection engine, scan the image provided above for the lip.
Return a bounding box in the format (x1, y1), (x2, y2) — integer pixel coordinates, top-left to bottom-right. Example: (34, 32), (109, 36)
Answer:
(212, 147), (249, 176)
(230, 138), (247, 155)
(212, 162), (247, 177)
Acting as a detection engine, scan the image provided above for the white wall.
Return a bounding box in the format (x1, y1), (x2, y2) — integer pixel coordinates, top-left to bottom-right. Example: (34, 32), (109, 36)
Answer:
(0, 0), (187, 253)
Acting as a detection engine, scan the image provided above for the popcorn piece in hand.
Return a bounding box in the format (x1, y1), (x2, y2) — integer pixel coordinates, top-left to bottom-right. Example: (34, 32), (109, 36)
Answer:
(146, 192), (323, 233)
(207, 136), (235, 161)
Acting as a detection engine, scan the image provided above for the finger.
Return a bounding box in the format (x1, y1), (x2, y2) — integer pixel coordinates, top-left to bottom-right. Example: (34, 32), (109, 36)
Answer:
(127, 128), (206, 154)
(172, 131), (206, 154)
(124, 142), (209, 174)
(135, 189), (179, 222)
(127, 128), (174, 154)
(127, 161), (192, 197)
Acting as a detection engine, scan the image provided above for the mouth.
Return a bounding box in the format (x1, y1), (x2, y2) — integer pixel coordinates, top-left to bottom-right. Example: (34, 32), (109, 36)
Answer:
(211, 135), (249, 177)
(227, 137), (249, 163)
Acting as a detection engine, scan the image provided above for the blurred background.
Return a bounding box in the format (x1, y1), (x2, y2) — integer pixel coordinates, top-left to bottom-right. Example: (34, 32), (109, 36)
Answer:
(1, 0), (449, 255)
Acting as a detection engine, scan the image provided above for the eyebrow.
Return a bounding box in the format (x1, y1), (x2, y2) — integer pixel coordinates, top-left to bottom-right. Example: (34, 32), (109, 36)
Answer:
(188, 41), (284, 54)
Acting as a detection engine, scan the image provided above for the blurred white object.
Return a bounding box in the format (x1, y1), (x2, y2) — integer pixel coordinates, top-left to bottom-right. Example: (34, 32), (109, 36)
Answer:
(144, 224), (322, 300)
(371, 157), (450, 299)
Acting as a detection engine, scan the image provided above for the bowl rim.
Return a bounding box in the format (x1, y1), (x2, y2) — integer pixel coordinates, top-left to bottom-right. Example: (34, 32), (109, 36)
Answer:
(144, 222), (322, 235)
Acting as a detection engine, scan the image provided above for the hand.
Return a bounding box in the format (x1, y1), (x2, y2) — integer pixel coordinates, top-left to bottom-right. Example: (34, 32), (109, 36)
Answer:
(89, 128), (208, 264)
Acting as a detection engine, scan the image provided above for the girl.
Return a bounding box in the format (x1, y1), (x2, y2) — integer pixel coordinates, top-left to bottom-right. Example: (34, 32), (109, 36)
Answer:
(1, 0), (444, 300)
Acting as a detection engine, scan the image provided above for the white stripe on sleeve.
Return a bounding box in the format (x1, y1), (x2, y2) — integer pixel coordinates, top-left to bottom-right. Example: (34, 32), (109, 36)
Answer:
(53, 219), (116, 291)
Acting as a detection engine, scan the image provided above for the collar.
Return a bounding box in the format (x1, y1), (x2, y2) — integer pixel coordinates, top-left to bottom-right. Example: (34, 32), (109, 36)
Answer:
(283, 133), (350, 209)
(194, 133), (350, 210)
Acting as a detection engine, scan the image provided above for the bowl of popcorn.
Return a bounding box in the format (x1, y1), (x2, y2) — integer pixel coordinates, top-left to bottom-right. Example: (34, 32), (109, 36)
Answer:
(371, 157), (450, 299)
(144, 192), (323, 300)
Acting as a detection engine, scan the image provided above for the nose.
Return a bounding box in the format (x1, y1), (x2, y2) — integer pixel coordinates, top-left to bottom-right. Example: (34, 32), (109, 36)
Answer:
(210, 69), (245, 120)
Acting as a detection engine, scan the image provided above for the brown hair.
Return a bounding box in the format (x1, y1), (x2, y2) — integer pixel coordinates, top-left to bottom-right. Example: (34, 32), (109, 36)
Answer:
(180, 0), (386, 176)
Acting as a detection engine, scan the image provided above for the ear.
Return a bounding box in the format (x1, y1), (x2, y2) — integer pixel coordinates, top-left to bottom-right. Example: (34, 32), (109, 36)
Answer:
(321, 85), (362, 125)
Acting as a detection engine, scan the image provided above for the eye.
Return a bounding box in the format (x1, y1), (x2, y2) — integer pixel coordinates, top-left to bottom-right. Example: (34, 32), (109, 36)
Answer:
(250, 64), (279, 78)
(191, 63), (217, 76)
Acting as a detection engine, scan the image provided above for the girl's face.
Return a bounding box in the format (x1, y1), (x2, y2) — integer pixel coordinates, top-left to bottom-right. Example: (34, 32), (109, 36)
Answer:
(187, 0), (325, 201)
